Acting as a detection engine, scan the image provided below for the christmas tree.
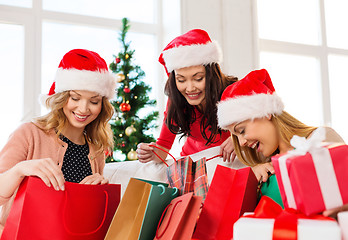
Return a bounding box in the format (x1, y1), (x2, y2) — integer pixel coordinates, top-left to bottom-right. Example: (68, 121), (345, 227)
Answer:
(107, 18), (159, 162)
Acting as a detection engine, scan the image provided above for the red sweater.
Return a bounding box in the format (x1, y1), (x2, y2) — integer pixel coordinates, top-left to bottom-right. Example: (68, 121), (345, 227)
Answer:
(156, 104), (230, 156)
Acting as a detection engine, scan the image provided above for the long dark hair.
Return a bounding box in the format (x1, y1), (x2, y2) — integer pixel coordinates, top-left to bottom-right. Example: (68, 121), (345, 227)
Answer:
(164, 63), (238, 145)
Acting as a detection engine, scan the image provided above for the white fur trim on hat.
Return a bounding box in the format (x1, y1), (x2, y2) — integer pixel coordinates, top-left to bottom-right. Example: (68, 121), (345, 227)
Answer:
(55, 68), (117, 99)
(162, 40), (222, 72)
(217, 93), (284, 129)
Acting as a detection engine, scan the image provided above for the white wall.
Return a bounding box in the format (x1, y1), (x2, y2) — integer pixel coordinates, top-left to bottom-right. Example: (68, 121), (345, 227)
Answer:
(180, 0), (256, 79)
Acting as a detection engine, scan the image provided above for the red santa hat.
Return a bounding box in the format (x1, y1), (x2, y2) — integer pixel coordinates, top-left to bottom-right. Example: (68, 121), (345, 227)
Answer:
(217, 69), (284, 129)
(41, 49), (116, 104)
(158, 29), (223, 76)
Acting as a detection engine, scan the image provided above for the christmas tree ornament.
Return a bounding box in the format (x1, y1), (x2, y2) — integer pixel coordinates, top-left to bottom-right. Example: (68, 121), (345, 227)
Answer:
(123, 86), (131, 93)
(127, 149), (138, 160)
(116, 73), (125, 82)
(119, 102), (131, 112)
(125, 125), (136, 136)
(116, 57), (121, 63)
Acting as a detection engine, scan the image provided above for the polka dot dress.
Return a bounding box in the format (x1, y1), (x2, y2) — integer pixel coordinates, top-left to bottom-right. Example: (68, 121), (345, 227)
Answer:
(61, 135), (92, 183)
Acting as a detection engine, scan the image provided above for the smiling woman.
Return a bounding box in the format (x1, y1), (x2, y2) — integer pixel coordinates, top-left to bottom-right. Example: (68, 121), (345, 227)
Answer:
(217, 69), (345, 182)
(136, 29), (238, 164)
(174, 65), (206, 108)
(0, 49), (117, 236)
(63, 90), (103, 140)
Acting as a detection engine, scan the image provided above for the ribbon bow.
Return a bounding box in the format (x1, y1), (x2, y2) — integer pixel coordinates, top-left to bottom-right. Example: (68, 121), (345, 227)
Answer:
(288, 127), (326, 156)
(246, 196), (333, 240)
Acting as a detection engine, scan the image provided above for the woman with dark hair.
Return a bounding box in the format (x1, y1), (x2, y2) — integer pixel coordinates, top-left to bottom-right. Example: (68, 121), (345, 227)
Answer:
(136, 29), (238, 163)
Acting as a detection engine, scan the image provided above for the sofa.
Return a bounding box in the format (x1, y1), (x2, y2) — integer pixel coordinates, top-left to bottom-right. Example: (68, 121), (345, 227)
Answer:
(103, 146), (247, 197)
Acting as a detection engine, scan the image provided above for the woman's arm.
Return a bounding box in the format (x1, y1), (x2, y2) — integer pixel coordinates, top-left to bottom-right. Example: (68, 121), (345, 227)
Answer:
(0, 124), (65, 205)
(0, 158), (65, 203)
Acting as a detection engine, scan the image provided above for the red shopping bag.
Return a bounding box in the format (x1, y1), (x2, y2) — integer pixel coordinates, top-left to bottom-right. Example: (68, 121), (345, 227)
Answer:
(192, 165), (258, 240)
(1, 176), (121, 240)
(154, 192), (202, 240)
(151, 145), (211, 201)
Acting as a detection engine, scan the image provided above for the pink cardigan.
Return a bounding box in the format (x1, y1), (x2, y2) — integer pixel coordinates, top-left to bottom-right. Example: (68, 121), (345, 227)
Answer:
(0, 122), (106, 234)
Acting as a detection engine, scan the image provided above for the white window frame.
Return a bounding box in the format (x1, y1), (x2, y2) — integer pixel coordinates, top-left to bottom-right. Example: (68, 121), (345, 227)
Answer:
(254, 0), (348, 130)
(0, 0), (178, 128)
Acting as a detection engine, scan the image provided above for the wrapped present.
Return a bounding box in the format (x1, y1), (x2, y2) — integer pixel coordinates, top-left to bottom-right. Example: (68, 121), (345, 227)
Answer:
(272, 127), (348, 215)
(338, 211), (348, 240)
(233, 196), (341, 240)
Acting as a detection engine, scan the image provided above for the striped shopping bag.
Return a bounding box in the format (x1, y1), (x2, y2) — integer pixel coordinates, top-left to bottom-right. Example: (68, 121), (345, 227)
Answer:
(151, 145), (216, 202)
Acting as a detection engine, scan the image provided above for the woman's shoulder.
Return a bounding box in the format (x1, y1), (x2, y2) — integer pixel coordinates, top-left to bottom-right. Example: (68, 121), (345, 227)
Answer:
(15, 122), (53, 136)
(322, 126), (345, 144)
(307, 126), (345, 144)
(15, 122), (38, 132)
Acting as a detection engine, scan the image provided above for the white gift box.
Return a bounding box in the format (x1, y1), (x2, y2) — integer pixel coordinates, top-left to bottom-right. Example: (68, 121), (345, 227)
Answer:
(338, 211), (348, 240)
(233, 217), (341, 240)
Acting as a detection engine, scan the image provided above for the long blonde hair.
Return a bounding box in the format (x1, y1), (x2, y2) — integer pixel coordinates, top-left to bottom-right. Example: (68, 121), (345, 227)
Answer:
(233, 111), (317, 166)
(34, 91), (114, 154)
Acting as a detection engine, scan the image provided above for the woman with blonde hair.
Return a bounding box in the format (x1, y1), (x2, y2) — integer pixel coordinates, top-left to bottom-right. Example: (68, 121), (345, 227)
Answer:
(217, 69), (344, 182)
(0, 49), (117, 235)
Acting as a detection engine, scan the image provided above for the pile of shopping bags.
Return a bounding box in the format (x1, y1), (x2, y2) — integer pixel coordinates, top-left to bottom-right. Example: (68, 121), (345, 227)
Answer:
(3, 135), (348, 240)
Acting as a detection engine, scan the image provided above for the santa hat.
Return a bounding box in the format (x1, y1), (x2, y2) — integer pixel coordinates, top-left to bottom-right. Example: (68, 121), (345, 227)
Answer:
(41, 49), (116, 104)
(217, 69), (284, 129)
(158, 29), (222, 76)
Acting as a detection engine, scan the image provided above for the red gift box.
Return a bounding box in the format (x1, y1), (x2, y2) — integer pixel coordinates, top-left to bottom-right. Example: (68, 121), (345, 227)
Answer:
(272, 128), (348, 216)
(233, 196), (340, 240)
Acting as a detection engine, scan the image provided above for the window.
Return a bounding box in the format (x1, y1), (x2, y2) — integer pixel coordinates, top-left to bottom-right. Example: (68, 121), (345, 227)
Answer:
(42, 0), (155, 23)
(0, 23), (24, 148)
(0, 0), (180, 150)
(257, 0), (348, 142)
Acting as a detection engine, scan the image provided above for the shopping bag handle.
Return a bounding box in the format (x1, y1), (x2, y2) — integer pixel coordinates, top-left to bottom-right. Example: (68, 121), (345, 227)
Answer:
(158, 184), (179, 196)
(149, 144), (177, 167)
(149, 144), (222, 165)
(155, 200), (182, 238)
(63, 190), (108, 236)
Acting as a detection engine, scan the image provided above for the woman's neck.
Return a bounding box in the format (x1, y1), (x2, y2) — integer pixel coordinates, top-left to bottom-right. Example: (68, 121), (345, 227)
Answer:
(196, 99), (206, 113)
(61, 127), (86, 145)
(278, 139), (293, 155)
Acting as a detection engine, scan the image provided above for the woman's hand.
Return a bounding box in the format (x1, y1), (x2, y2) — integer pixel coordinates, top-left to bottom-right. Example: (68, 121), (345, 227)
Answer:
(136, 142), (156, 163)
(15, 158), (65, 191)
(322, 204), (348, 219)
(80, 173), (108, 185)
(136, 142), (168, 164)
(251, 162), (275, 182)
(219, 137), (236, 162)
